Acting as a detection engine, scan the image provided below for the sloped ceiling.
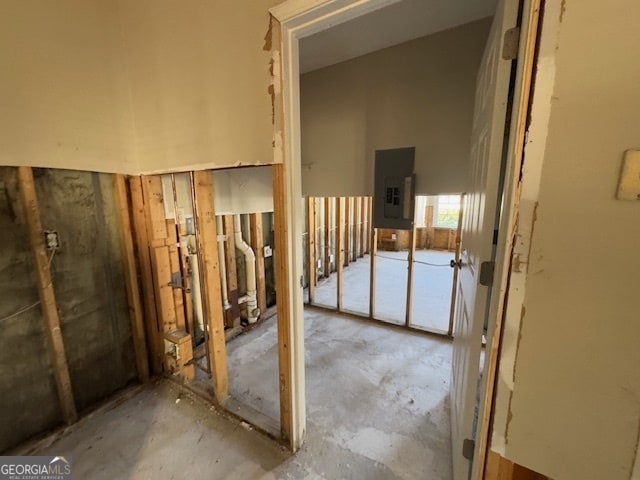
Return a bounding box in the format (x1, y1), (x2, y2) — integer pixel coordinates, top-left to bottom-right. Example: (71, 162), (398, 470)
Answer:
(300, 0), (496, 73)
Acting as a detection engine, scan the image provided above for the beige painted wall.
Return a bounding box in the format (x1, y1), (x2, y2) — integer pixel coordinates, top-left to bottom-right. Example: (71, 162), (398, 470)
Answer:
(1, 0), (283, 175)
(300, 18), (491, 197)
(0, 0), (136, 174)
(118, 0), (282, 174)
(494, 1), (640, 479)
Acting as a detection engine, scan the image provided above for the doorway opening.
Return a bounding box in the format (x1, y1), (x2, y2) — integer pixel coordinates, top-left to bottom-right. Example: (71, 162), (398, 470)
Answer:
(272, 0), (540, 476)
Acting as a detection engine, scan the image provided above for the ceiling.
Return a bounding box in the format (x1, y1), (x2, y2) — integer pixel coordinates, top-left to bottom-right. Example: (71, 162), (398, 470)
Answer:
(299, 0), (497, 73)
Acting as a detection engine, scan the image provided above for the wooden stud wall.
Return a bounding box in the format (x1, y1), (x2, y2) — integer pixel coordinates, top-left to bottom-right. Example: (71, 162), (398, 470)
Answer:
(323, 197), (331, 278)
(192, 171), (229, 402)
(336, 197), (345, 311)
(113, 175), (149, 383)
(369, 204), (377, 318)
(405, 224), (416, 327)
(250, 213), (267, 315)
(223, 215), (241, 328)
(272, 163), (295, 446)
(17, 167), (78, 425)
(306, 198), (317, 303)
(128, 177), (163, 374)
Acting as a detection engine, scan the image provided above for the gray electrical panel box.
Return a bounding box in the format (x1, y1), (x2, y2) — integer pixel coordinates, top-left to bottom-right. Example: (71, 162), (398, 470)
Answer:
(373, 147), (416, 230)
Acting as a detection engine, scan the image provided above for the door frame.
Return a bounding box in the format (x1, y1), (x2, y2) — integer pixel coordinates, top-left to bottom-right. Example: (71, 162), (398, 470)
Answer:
(270, 0), (540, 472)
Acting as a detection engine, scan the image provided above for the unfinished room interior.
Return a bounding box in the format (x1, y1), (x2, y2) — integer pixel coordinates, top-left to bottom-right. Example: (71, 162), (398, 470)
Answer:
(1, 0), (638, 479)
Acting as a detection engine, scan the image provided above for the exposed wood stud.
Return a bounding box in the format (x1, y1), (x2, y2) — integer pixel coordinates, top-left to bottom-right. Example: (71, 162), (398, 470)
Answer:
(141, 176), (178, 341)
(405, 224), (417, 327)
(192, 170), (229, 403)
(113, 174), (149, 383)
(369, 227), (378, 318)
(272, 163), (294, 445)
(366, 197), (373, 254)
(306, 197), (317, 303)
(17, 166), (78, 424)
(250, 213), (267, 315)
(129, 177), (163, 374)
(352, 197), (357, 259)
(343, 197), (350, 267)
(152, 245), (178, 332)
(166, 219), (187, 331)
(324, 197), (331, 278)
(223, 215), (241, 328)
(358, 197), (365, 258)
(141, 176), (169, 246)
(336, 197), (345, 311)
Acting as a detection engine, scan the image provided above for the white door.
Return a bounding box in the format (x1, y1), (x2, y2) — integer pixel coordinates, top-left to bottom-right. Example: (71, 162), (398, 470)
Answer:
(450, 0), (519, 478)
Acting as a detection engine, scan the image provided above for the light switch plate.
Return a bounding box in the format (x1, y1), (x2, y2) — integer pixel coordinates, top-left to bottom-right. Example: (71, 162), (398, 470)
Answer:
(617, 150), (640, 200)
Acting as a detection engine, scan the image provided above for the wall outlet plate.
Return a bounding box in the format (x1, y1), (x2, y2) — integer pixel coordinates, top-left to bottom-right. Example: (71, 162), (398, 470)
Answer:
(264, 245), (273, 258)
(617, 150), (640, 200)
(44, 230), (60, 250)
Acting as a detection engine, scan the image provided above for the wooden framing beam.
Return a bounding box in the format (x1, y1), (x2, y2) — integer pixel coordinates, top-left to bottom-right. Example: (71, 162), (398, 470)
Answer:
(357, 197), (365, 258)
(128, 177), (163, 374)
(166, 219), (187, 331)
(272, 163), (295, 445)
(192, 170), (229, 402)
(323, 197), (331, 278)
(306, 197), (316, 303)
(352, 197), (359, 261)
(336, 197), (345, 311)
(249, 213), (267, 315)
(222, 215), (241, 328)
(151, 245), (178, 332)
(113, 174), (149, 383)
(343, 197), (350, 267)
(405, 224), (417, 327)
(17, 166), (78, 424)
(369, 227), (377, 318)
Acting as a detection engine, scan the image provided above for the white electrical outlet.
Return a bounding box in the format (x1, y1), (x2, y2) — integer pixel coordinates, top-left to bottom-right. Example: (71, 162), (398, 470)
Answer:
(264, 245), (273, 258)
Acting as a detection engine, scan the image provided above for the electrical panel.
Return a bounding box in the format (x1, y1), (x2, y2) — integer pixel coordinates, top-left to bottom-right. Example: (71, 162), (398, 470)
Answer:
(373, 147), (416, 230)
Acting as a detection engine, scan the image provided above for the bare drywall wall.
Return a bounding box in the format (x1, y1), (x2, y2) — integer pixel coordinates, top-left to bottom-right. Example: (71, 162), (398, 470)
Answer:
(300, 18), (491, 197)
(0, 1), (136, 174)
(493, 1), (640, 479)
(117, 0), (283, 174)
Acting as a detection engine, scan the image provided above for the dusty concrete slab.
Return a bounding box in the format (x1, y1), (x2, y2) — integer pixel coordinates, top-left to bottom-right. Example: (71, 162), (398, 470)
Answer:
(227, 308), (453, 479)
(33, 309), (452, 479)
(35, 381), (290, 479)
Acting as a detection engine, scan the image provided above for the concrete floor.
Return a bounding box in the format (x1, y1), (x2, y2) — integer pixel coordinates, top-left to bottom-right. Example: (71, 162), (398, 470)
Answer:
(227, 309), (453, 479)
(34, 310), (453, 479)
(313, 250), (454, 332)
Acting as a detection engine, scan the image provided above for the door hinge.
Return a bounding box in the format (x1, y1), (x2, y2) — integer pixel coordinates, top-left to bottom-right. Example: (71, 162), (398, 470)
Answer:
(502, 27), (520, 60)
(462, 438), (475, 461)
(479, 261), (495, 287)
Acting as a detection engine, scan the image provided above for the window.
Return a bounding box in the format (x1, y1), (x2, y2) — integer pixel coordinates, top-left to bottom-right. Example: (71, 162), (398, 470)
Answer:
(434, 195), (461, 228)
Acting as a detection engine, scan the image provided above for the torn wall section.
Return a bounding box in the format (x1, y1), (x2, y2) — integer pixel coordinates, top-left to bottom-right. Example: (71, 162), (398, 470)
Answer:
(0, 167), (137, 452)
